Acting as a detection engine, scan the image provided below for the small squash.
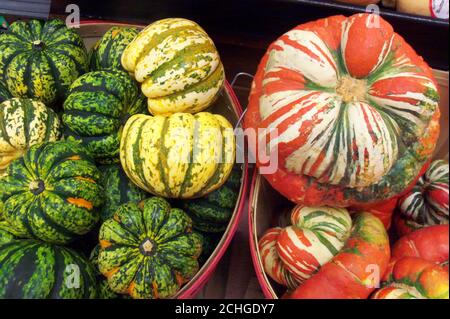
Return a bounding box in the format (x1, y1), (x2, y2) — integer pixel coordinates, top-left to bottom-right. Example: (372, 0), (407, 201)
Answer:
(98, 197), (203, 299)
(62, 69), (146, 163)
(98, 164), (148, 221)
(89, 26), (139, 71)
(0, 98), (61, 172)
(121, 18), (225, 115)
(0, 140), (103, 244)
(0, 239), (97, 298)
(120, 112), (235, 199)
(0, 19), (88, 105)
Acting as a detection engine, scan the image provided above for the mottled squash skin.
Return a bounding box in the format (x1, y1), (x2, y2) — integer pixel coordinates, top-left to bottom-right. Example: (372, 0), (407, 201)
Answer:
(0, 98), (61, 172)
(0, 141), (103, 244)
(62, 69), (146, 163)
(181, 166), (241, 233)
(244, 14), (440, 207)
(120, 112), (235, 199)
(0, 19), (88, 106)
(98, 197), (202, 299)
(89, 26), (139, 71)
(0, 82), (11, 103)
(0, 239), (97, 299)
(121, 18), (225, 115)
(98, 164), (148, 221)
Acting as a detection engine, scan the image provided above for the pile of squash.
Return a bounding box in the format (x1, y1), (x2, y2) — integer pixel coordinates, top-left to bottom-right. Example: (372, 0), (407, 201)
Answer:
(0, 18), (238, 299)
(246, 13), (449, 299)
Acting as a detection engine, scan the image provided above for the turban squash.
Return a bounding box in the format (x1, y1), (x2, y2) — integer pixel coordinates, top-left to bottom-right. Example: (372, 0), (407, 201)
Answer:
(373, 225), (449, 299)
(120, 112), (235, 199)
(0, 19), (88, 106)
(244, 13), (441, 207)
(98, 197), (203, 299)
(0, 141), (103, 244)
(395, 160), (449, 236)
(121, 18), (225, 115)
(259, 205), (390, 298)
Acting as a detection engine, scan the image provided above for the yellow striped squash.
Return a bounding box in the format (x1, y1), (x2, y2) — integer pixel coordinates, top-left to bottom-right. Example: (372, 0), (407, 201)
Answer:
(120, 112), (235, 199)
(121, 18), (225, 115)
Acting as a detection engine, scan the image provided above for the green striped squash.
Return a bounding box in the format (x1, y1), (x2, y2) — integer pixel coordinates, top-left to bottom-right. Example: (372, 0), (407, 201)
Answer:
(120, 112), (235, 199)
(89, 26), (139, 71)
(98, 164), (148, 221)
(89, 245), (122, 299)
(0, 240), (97, 298)
(0, 19), (88, 106)
(0, 81), (11, 103)
(62, 69), (147, 163)
(98, 197), (203, 299)
(181, 166), (241, 233)
(0, 140), (103, 244)
(0, 98), (61, 172)
(121, 18), (225, 115)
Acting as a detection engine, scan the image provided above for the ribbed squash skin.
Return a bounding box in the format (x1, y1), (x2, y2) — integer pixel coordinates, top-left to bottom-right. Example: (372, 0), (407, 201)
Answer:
(89, 26), (139, 71)
(121, 18), (225, 115)
(396, 160), (449, 235)
(120, 112), (235, 199)
(98, 197), (203, 299)
(0, 82), (11, 103)
(0, 98), (61, 171)
(0, 19), (88, 105)
(98, 164), (148, 221)
(0, 141), (103, 244)
(89, 245), (122, 299)
(181, 166), (241, 233)
(0, 240), (97, 299)
(244, 14), (440, 207)
(62, 69), (146, 163)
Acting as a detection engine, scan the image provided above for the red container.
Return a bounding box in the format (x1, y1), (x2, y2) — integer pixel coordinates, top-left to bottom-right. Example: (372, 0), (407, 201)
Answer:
(248, 70), (449, 299)
(79, 21), (249, 299)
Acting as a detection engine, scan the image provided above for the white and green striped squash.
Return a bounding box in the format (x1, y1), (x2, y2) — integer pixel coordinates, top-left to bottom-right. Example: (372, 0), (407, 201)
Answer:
(0, 98), (61, 172)
(121, 18), (225, 115)
(120, 112), (235, 199)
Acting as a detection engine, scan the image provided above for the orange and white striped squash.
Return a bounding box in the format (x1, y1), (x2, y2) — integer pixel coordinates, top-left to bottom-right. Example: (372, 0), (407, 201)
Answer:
(244, 14), (441, 207)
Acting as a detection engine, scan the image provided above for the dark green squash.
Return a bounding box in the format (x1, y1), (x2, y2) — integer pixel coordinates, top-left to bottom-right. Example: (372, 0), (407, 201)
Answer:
(62, 69), (146, 163)
(0, 239), (97, 298)
(0, 19), (88, 105)
(194, 231), (222, 266)
(89, 26), (139, 71)
(98, 164), (148, 221)
(98, 197), (202, 299)
(0, 81), (11, 103)
(0, 140), (103, 244)
(181, 166), (241, 233)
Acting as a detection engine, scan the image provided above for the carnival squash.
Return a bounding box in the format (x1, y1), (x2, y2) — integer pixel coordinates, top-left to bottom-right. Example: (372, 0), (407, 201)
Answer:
(0, 19), (88, 105)
(89, 26), (139, 71)
(0, 98), (61, 172)
(62, 69), (146, 163)
(98, 197), (203, 299)
(244, 13), (440, 207)
(0, 239), (97, 298)
(0, 141), (103, 244)
(181, 165), (241, 232)
(98, 164), (148, 221)
(396, 160), (449, 235)
(121, 18), (225, 115)
(0, 82), (11, 103)
(120, 112), (235, 199)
